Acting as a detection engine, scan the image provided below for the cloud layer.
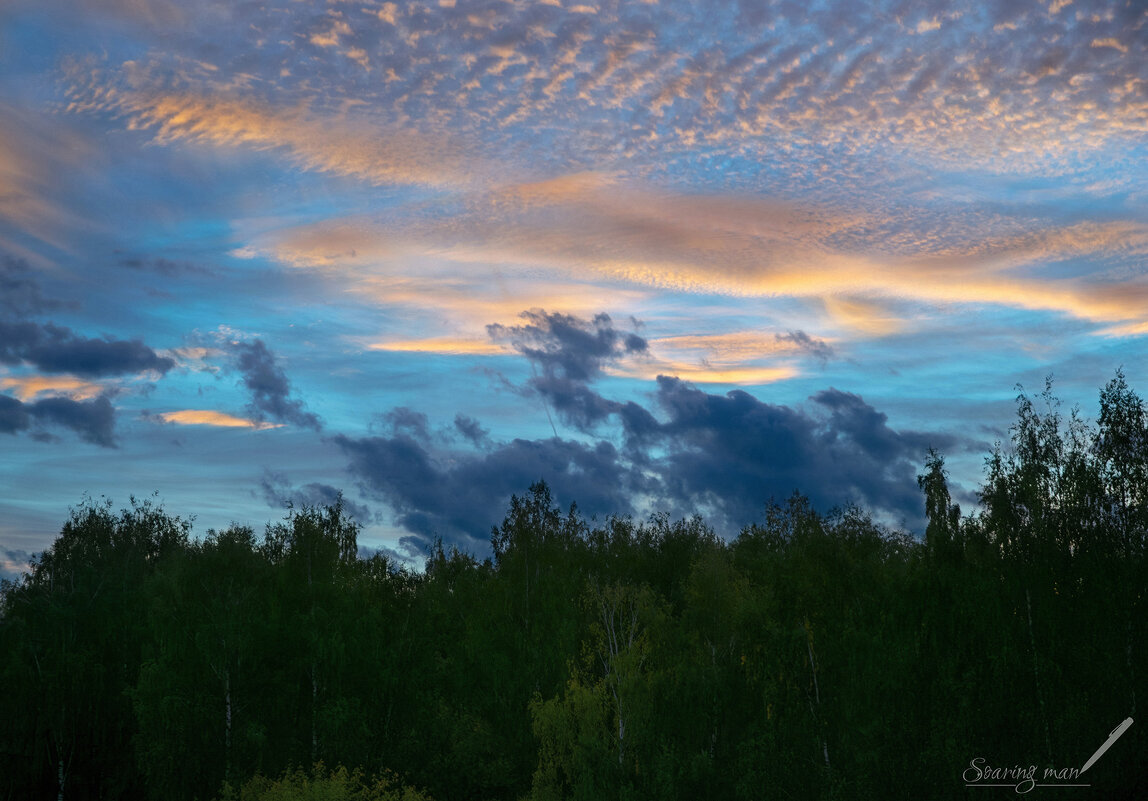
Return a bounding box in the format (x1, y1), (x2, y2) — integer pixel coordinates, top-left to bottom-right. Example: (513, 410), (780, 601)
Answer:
(1, 0), (1146, 562)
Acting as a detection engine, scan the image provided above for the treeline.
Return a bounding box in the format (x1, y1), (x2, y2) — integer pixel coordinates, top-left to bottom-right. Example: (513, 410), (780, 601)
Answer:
(2, 372), (1147, 800)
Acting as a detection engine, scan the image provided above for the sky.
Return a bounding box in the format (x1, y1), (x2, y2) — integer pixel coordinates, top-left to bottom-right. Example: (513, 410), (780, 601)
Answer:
(2, 0), (1147, 575)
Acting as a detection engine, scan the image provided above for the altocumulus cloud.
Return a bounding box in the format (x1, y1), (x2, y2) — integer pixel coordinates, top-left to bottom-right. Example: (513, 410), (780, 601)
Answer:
(335, 310), (959, 553)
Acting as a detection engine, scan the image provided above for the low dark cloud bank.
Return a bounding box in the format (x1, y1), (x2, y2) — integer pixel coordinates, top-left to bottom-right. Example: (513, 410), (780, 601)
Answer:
(259, 470), (373, 524)
(338, 310), (958, 553)
(0, 321), (175, 378)
(1, 548), (35, 584)
(334, 432), (643, 552)
(0, 393), (116, 447)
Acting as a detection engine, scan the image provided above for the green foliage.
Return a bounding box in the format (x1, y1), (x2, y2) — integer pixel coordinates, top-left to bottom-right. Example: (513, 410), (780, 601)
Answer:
(216, 762), (432, 801)
(2, 371), (1147, 800)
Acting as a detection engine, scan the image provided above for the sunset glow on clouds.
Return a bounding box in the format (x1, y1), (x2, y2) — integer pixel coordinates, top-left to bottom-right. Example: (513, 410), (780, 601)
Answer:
(1, 0), (1146, 571)
(156, 410), (284, 430)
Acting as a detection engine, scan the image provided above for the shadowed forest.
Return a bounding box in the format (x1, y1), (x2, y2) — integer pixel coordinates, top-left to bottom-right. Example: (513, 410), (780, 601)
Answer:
(2, 372), (1147, 800)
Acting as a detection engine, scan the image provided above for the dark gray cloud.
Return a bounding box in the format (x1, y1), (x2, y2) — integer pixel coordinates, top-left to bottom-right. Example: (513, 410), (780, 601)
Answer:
(0, 254), (174, 379)
(258, 470), (373, 523)
(380, 407), (431, 441)
(334, 431), (643, 550)
(232, 339), (321, 430)
(647, 377), (954, 530)
(0, 321), (175, 377)
(453, 413), (489, 446)
(488, 310), (647, 382)
(777, 330), (835, 365)
(336, 312), (961, 550)
(1, 256), (63, 317)
(487, 310), (646, 430)
(1, 548), (34, 584)
(0, 393), (116, 447)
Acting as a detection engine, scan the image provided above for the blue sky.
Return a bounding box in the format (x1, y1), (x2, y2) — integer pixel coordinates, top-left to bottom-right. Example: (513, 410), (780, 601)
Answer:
(2, 0), (1147, 574)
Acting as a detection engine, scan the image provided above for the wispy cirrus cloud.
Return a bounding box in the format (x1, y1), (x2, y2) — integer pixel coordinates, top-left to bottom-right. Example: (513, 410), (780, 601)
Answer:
(232, 180), (1148, 339)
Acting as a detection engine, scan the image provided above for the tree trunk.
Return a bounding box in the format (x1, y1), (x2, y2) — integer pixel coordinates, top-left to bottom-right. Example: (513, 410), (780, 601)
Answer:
(805, 619), (830, 771)
(1026, 588), (1053, 764)
(311, 662), (318, 764)
(225, 668), (232, 782)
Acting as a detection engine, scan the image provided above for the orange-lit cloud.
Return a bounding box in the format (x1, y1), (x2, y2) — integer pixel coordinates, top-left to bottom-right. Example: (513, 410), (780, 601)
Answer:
(821, 297), (907, 337)
(650, 331), (836, 360)
(367, 337), (506, 355)
(157, 410), (282, 429)
(0, 104), (92, 253)
(607, 362), (800, 385)
(231, 178), (1148, 339)
(65, 81), (472, 189)
(0, 375), (105, 401)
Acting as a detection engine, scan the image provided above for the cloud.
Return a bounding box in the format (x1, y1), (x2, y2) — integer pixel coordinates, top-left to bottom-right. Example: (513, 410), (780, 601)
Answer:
(0, 393), (116, 447)
(641, 377), (953, 529)
(334, 309), (962, 550)
(1, 548), (34, 584)
(0, 256), (65, 317)
(335, 377), (953, 550)
(59, 0), (1148, 204)
(0, 254), (175, 379)
(380, 407), (431, 441)
(0, 322), (176, 378)
(0, 105), (91, 252)
(367, 337), (505, 356)
(609, 363), (801, 386)
(65, 80), (474, 189)
(0, 374), (104, 401)
(239, 179), (1148, 339)
(334, 430), (642, 549)
(258, 470), (374, 523)
(487, 309), (647, 382)
(153, 409), (282, 429)
(775, 330), (835, 365)
(614, 329), (834, 385)
(453, 413), (489, 446)
(232, 339), (322, 431)
(487, 309), (647, 429)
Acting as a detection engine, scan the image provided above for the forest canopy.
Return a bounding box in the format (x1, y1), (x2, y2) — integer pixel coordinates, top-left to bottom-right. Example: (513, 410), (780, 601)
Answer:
(1, 372), (1146, 800)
